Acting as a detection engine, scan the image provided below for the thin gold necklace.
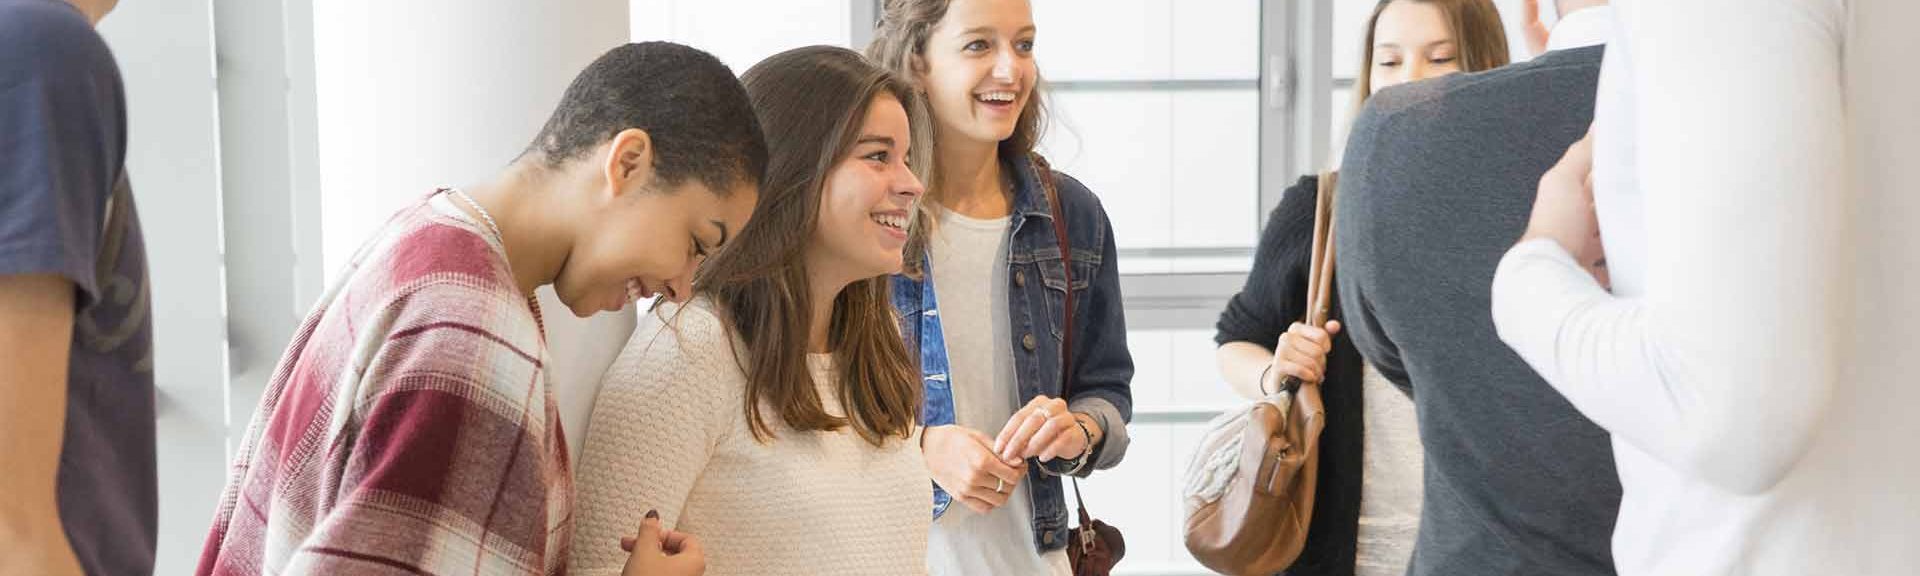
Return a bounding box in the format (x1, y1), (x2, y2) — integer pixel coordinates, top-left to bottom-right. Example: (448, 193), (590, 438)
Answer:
(447, 188), (502, 244)
(445, 188), (544, 328)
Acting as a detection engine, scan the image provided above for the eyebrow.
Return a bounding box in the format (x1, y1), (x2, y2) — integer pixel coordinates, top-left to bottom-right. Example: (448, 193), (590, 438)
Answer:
(710, 220), (730, 249)
(857, 135), (896, 148)
(960, 25), (1036, 36)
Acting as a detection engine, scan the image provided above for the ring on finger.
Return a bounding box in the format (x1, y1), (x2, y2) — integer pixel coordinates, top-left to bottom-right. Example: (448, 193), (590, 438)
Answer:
(995, 477), (1006, 494)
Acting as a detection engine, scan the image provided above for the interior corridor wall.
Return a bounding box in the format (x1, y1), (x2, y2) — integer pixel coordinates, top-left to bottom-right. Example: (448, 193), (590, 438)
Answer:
(312, 0), (633, 461)
(97, 3), (228, 573)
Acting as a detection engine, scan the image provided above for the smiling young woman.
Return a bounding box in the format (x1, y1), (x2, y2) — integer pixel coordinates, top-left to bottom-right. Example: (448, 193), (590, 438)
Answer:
(570, 45), (934, 576)
(868, 1), (1137, 574)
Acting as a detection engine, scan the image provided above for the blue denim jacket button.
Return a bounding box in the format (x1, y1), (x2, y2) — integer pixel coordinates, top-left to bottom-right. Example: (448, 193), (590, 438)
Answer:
(1014, 270), (1026, 287)
(1022, 333), (1037, 351)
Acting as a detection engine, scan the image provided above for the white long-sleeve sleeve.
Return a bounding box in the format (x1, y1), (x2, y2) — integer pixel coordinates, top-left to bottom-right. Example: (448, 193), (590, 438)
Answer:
(1492, 0), (1849, 495)
(1500, 1), (1920, 573)
(569, 307), (731, 576)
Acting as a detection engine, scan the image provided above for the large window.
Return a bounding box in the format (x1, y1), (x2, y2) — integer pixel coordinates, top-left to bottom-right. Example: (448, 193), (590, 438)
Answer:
(1031, 2), (1331, 573)
(1033, 0), (1262, 276)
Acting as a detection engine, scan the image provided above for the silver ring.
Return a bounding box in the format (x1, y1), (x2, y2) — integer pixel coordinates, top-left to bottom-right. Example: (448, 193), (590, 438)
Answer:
(995, 478), (1006, 494)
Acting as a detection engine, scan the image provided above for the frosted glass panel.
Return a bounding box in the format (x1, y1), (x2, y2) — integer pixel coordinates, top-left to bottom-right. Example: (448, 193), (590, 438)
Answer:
(1074, 424), (1178, 565)
(1031, 0), (1170, 81)
(1331, 86), (1356, 163)
(1335, 0), (1374, 81)
(1169, 329), (1239, 407)
(1041, 90), (1174, 252)
(1170, 90), (1259, 249)
(632, 0), (851, 71)
(1127, 330), (1178, 407)
(1170, 0), (1260, 80)
(1126, 329), (1242, 412)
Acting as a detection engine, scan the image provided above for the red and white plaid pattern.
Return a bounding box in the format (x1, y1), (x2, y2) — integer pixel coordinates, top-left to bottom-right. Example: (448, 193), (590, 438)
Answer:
(198, 194), (574, 575)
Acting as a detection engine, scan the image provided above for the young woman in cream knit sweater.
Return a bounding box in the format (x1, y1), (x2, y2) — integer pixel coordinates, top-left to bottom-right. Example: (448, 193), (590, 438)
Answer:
(570, 45), (932, 576)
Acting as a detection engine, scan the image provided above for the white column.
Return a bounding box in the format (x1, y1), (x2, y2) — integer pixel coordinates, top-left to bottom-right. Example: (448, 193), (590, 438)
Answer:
(98, 3), (228, 574)
(313, 0), (634, 460)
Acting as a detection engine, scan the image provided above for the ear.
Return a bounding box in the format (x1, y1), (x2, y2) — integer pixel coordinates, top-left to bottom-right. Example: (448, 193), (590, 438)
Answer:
(603, 128), (656, 198)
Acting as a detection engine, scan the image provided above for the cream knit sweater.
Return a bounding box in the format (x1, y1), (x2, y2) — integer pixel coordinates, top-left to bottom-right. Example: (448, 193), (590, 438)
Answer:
(570, 299), (930, 576)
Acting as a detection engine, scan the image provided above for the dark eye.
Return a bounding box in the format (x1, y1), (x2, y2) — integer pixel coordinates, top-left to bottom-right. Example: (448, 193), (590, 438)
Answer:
(865, 150), (890, 163)
(691, 238), (708, 258)
(1378, 60), (1402, 68)
(1432, 56), (1458, 65)
(964, 40), (989, 52)
(1016, 39), (1035, 52)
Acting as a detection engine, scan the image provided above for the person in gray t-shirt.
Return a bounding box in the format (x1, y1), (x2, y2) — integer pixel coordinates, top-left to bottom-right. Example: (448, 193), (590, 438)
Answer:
(1334, 46), (1620, 575)
(0, 1), (159, 575)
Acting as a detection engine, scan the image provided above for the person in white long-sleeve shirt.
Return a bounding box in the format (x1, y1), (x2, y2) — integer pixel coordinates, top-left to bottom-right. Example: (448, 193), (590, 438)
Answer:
(1492, 0), (1920, 573)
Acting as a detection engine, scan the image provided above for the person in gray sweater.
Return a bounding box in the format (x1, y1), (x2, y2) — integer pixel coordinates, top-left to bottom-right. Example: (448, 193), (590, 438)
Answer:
(1332, 45), (1620, 575)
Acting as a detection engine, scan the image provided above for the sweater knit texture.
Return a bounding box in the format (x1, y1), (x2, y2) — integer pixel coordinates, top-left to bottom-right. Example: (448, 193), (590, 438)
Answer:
(571, 299), (929, 576)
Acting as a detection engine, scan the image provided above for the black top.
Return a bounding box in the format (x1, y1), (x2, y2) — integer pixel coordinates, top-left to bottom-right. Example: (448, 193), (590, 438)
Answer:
(1215, 174), (1365, 576)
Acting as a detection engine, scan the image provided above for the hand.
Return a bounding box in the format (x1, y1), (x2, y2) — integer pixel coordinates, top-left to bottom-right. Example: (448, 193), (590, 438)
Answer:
(1522, 0), (1552, 56)
(1521, 130), (1610, 289)
(620, 511), (705, 576)
(922, 425), (1027, 514)
(1267, 320), (1343, 387)
(993, 396), (1097, 465)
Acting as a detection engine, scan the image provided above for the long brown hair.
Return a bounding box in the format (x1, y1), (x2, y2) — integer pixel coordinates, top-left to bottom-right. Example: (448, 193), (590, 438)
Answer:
(866, 0), (1050, 276)
(1352, 0), (1510, 112)
(690, 45), (923, 447)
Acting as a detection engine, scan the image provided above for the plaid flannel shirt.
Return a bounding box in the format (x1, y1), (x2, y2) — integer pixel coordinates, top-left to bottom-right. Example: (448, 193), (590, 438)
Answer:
(198, 194), (573, 575)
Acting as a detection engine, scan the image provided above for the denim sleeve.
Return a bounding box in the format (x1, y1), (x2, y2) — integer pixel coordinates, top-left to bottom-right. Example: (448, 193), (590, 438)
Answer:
(1065, 204), (1133, 474)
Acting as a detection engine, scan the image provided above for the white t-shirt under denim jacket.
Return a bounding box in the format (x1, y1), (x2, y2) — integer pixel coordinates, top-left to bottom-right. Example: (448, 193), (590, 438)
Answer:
(923, 206), (1072, 576)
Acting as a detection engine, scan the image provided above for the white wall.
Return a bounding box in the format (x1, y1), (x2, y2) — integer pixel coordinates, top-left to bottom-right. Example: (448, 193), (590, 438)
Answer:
(97, 3), (230, 573)
(312, 0), (634, 460)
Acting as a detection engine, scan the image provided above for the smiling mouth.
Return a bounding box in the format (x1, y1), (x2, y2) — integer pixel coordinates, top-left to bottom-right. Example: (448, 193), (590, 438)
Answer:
(871, 212), (908, 233)
(975, 90), (1017, 106)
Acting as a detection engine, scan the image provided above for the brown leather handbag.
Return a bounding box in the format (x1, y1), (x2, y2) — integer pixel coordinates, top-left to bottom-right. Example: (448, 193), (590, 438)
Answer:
(1032, 154), (1127, 576)
(1182, 171), (1338, 575)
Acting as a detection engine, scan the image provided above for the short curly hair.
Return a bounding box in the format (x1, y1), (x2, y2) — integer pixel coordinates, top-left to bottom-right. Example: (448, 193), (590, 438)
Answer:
(524, 41), (768, 195)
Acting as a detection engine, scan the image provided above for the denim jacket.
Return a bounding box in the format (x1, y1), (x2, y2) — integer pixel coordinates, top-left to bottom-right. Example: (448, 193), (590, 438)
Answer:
(891, 153), (1134, 553)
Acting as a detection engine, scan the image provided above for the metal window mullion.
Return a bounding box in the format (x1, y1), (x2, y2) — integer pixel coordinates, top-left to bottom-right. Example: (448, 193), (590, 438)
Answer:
(1294, 0), (1334, 178)
(1119, 272), (1244, 331)
(1259, 0), (1334, 220)
(1258, 0), (1293, 220)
